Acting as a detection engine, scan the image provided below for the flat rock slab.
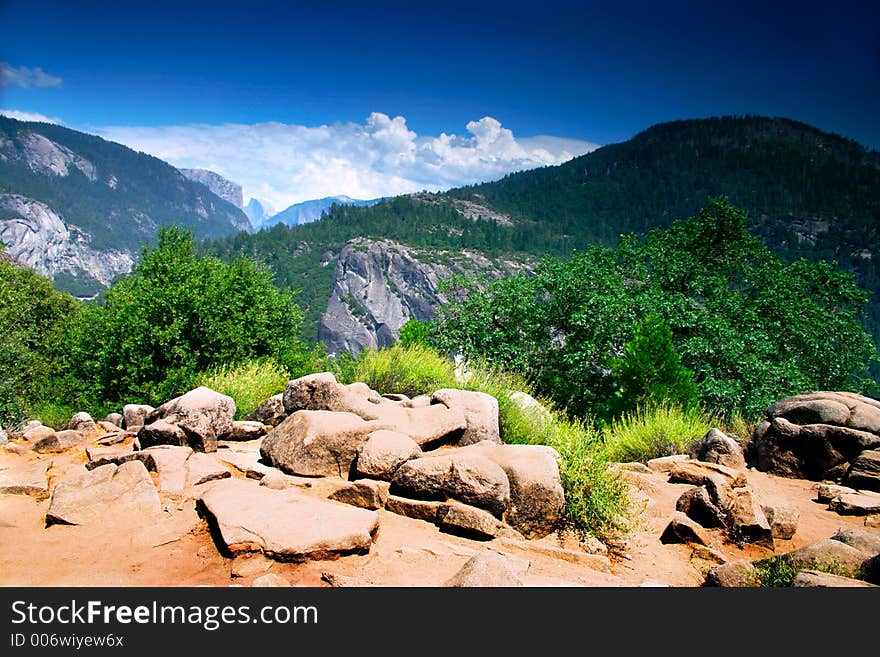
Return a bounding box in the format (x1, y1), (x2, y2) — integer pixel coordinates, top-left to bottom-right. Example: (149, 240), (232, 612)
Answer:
(668, 461), (747, 488)
(0, 460), (52, 500)
(215, 451), (274, 479)
(197, 478), (379, 561)
(792, 570), (878, 587)
(829, 493), (880, 515)
(46, 461), (161, 526)
(646, 454), (690, 473)
(186, 452), (231, 487)
(139, 446), (193, 495)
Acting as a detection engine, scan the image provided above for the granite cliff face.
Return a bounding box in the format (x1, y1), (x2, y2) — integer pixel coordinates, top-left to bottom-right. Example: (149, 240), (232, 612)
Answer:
(180, 169), (248, 216)
(318, 238), (532, 354)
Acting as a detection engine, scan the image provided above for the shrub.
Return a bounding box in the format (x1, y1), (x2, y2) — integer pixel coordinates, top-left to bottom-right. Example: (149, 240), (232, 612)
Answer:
(601, 401), (717, 463)
(755, 557), (849, 587)
(397, 319), (434, 349)
(332, 343), (457, 397)
(194, 359), (289, 419)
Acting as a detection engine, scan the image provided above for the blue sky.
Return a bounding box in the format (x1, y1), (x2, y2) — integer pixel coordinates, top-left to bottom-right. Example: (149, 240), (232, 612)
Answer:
(1, 0), (878, 208)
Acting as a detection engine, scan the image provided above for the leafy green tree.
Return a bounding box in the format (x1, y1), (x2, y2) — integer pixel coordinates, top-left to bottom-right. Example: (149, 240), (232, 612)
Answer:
(605, 314), (698, 419)
(434, 198), (877, 419)
(58, 226), (304, 404)
(397, 318), (433, 348)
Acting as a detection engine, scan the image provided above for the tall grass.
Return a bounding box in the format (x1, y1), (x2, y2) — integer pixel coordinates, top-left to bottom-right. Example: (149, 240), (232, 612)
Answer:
(195, 358), (289, 419)
(601, 401), (717, 463)
(331, 343), (458, 397)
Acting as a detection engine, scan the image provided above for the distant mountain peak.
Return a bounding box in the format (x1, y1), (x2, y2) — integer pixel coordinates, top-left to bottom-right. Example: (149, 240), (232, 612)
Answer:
(265, 195), (383, 227)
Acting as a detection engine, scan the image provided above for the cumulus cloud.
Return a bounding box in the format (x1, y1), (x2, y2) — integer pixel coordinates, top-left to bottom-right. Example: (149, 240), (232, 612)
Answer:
(95, 113), (597, 210)
(0, 62), (62, 89)
(0, 109), (63, 124)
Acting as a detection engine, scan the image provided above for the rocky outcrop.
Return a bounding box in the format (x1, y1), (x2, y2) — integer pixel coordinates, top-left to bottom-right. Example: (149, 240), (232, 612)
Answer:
(318, 238), (532, 355)
(143, 387), (235, 452)
(688, 428), (745, 469)
(753, 392), (880, 480)
(180, 168), (244, 211)
(243, 394), (286, 427)
(444, 551), (524, 587)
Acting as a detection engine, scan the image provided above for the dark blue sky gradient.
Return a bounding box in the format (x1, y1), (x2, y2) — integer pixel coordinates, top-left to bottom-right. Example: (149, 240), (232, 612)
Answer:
(1, 0), (877, 147)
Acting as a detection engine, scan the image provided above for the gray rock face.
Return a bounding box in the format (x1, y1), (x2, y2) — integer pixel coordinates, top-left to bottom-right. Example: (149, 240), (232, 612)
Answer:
(146, 387), (236, 452)
(391, 451), (510, 517)
(385, 496), (447, 523)
(243, 394), (286, 427)
(355, 430), (422, 480)
(260, 410), (383, 478)
(431, 389), (501, 446)
(844, 449), (880, 492)
(754, 392), (880, 480)
(122, 404), (154, 430)
(0, 194), (133, 287)
(46, 461), (161, 526)
(688, 428), (746, 469)
(318, 237), (532, 355)
(180, 168), (244, 210)
(444, 551), (524, 587)
(197, 478), (379, 560)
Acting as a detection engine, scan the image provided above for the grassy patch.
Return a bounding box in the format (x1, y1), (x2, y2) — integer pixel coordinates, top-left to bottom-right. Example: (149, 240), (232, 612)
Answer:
(601, 402), (717, 463)
(331, 343), (457, 397)
(195, 359), (289, 419)
(755, 556), (849, 587)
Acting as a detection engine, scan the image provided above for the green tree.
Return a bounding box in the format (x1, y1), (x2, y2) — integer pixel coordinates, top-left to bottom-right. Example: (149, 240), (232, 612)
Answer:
(58, 226), (304, 404)
(397, 318), (433, 348)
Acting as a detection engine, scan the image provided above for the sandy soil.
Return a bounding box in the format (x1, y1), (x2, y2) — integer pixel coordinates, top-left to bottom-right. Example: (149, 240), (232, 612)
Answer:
(0, 439), (875, 588)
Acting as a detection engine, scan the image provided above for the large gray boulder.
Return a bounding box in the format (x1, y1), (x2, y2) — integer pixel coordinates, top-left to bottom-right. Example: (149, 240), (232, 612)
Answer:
(753, 392), (880, 480)
(22, 424), (54, 444)
(438, 502), (520, 540)
(146, 387), (235, 452)
(761, 538), (871, 578)
(444, 550), (524, 587)
(704, 560), (760, 587)
(122, 404), (154, 430)
(457, 441), (565, 539)
(137, 419), (186, 449)
(355, 430), (422, 480)
(46, 461), (161, 526)
(197, 478), (379, 560)
(843, 449), (880, 492)
(688, 428), (746, 469)
(431, 389), (500, 446)
(391, 451), (510, 517)
(66, 412), (97, 436)
(260, 410), (384, 478)
(243, 394), (286, 427)
(104, 413), (124, 428)
(33, 429), (85, 454)
(227, 420), (268, 441)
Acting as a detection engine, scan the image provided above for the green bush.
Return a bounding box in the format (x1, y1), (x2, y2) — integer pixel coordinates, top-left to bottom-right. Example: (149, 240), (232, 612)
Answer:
(601, 401), (717, 463)
(195, 359), (289, 419)
(332, 343), (457, 397)
(397, 319), (434, 349)
(55, 226), (305, 405)
(755, 557), (850, 587)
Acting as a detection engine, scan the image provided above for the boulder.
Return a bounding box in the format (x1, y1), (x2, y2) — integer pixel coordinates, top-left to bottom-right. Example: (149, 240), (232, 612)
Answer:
(104, 413), (124, 428)
(862, 554), (880, 584)
(668, 460), (747, 488)
(660, 511), (711, 546)
(328, 479), (390, 510)
(96, 421), (122, 434)
(727, 489), (773, 548)
(676, 486), (726, 528)
(385, 496), (447, 523)
(391, 451), (510, 517)
(444, 550), (524, 587)
(646, 454), (690, 472)
(431, 389), (501, 445)
(85, 445), (136, 470)
(33, 429), (85, 454)
(457, 441), (564, 538)
(792, 570), (877, 587)
(761, 503), (799, 540)
(66, 412), (97, 436)
(844, 449), (880, 492)
(829, 493), (880, 515)
(766, 538), (871, 578)
(216, 451), (274, 479)
(243, 394), (287, 427)
(137, 420), (186, 449)
(196, 478), (379, 560)
(355, 430), (422, 480)
(46, 461), (161, 526)
(122, 404), (154, 430)
(704, 561), (760, 587)
(138, 445), (193, 495)
(228, 421), (268, 441)
(0, 460), (51, 500)
(404, 405), (467, 448)
(830, 528), (880, 555)
(185, 452), (231, 487)
(147, 387), (235, 452)
(22, 425), (54, 444)
(754, 392), (880, 480)
(438, 502), (520, 539)
(817, 482), (858, 503)
(507, 390), (552, 424)
(260, 410), (384, 478)
(688, 428), (746, 469)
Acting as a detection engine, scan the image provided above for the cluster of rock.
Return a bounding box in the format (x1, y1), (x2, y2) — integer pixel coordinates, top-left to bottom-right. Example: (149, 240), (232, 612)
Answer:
(652, 430), (794, 550)
(705, 528), (880, 587)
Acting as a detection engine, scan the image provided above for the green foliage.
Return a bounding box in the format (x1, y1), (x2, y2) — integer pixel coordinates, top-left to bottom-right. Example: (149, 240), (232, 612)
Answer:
(434, 198), (877, 420)
(606, 314), (698, 419)
(601, 402), (717, 463)
(331, 343), (457, 397)
(195, 359), (289, 419)
(56, 226), (305, 405)
(755, 557), (849, 587)
(397, 319), (434, 349)
(0, 256), (78, 427)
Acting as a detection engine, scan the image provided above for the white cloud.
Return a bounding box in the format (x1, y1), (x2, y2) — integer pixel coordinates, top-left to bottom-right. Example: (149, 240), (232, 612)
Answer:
(0, 63), (62, 89)
(94, 113), (597, 211)
(0, 109), (63, 124)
